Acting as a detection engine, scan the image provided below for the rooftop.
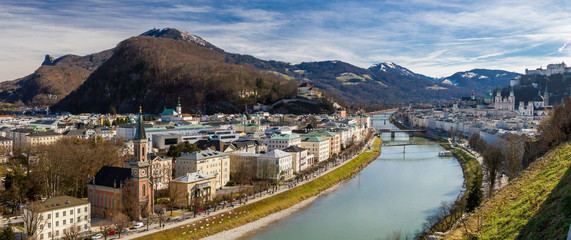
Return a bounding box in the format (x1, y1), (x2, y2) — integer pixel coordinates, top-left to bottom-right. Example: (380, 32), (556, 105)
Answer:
(259, 149), (292, 159)
(172, 172), (215, 184)
(32, 196), (90, 212)
(178, 149), (229, 160)
(270, 134), (300, 140)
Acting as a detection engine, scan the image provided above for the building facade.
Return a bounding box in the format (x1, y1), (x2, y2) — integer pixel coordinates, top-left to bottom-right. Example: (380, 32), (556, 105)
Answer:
(175, 149), (230, 188)
(267, 134), (301, 152)
(170, 172), (216, 207)
(301, 136), (330, 163)
(25, 196), (91, 240)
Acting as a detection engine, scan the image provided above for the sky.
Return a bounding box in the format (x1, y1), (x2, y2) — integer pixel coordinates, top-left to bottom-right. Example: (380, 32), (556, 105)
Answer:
(2, 0), (571, 81)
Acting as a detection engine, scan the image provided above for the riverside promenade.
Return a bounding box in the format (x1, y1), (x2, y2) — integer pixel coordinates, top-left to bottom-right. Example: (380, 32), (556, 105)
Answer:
(119, 135), (378, 240)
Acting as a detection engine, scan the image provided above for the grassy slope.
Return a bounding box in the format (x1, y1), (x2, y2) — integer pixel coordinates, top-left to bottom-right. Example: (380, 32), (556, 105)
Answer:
(447, 142), (571, 239)
(135, 137), (381, 240)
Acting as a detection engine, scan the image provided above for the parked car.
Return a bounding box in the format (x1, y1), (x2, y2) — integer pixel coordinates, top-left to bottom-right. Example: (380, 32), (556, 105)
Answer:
(107, 230), (116, 235)
(91, 234), (103, 239)
(121, 228), (129, 233)
(133, 222), (144, 229)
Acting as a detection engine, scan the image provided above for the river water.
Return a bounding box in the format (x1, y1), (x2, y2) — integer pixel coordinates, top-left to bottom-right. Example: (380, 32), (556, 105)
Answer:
(246, 113), (464, 239)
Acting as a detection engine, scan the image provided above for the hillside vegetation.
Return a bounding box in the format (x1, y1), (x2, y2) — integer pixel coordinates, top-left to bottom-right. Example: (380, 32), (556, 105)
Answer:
(52, 36), (298, 114)
(446, 141), (571, 239)
(0, 50), (112, 106)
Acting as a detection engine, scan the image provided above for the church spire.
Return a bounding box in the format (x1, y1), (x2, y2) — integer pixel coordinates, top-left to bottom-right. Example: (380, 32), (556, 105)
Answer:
(134, 106), (146, 140)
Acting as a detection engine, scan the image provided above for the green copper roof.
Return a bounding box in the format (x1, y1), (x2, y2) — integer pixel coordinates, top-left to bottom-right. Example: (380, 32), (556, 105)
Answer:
(134, 110), (146, 140)
(161, 109), (178, 115)
(301, 135), (328, 142)
(306, 130), (336, 137)
(270, 134), (300, 140)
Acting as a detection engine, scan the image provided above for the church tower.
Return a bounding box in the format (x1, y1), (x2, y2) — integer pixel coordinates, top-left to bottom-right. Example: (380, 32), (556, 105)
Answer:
(176, 97), (182, 115)
(129, 107), (151, 219)
(543, 85), (549, 107)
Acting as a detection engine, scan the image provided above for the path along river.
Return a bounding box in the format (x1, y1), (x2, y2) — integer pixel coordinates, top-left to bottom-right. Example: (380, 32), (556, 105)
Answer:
(245, 113), (464, 239)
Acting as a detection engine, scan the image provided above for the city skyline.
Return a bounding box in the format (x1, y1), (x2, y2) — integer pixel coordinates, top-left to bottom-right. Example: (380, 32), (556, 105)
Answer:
(1, 0), (571, 81)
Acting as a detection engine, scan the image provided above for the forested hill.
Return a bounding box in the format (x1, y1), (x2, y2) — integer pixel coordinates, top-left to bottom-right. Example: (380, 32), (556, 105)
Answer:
(51, 36), (298, 114)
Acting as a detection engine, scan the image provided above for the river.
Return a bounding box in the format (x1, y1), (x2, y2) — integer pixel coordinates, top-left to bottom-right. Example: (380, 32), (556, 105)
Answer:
(245, 113), (464, 239)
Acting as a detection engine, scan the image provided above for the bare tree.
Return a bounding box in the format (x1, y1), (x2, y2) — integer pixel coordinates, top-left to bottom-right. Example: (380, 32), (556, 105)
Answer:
(98, 220), (113, 240)
(482, 146), (503, 197)
(112, 213), (130, 239)
(231, 161), (253, 185)
(501, 134), (525, 181)
(154, 204), (167, 228)
(61, 224), (81, 240)
(167, 183), (185, 215)
(22, 203), (47, 240)
(121, 181), (139, 220)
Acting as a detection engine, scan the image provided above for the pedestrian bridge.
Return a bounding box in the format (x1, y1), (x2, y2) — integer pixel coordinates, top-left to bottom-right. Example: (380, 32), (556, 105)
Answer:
(381, 142), (441, 147)
(375, 129), (426, 138)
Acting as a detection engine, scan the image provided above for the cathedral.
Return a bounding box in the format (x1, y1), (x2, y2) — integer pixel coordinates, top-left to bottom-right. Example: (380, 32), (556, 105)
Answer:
(494, 89), (515, 111)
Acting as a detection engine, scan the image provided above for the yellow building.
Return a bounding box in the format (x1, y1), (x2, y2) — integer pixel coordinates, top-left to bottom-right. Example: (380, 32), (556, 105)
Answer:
(306, 130), (341, 157)
(301, 135), (330, 163)
(170, 172), (216, 207)
(175, 149), (230, 188)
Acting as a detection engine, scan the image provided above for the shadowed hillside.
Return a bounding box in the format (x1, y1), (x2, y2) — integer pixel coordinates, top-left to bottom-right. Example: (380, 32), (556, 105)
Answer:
(51, 36), (298, 114)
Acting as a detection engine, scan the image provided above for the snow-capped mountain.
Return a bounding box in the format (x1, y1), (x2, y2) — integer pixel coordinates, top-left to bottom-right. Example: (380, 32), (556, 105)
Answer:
(440, 69), (521, 95)
(140, 28), (221, 51)
(368, 62), (435, 81)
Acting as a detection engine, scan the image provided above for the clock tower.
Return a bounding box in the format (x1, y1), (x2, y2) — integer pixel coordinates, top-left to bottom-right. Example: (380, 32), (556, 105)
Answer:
(129, 107), (152, 218)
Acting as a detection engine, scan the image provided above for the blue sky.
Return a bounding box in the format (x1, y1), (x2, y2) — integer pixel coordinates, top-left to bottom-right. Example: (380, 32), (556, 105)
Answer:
(1, 0), (571, 81)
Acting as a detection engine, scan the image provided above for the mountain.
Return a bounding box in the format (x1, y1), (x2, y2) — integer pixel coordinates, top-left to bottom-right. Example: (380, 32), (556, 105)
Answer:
(51, 36), (298, 114)
(369, 62), (435, 81)
(440, 69), (521, 95)
(0, 50), (113, 106)
(5, 27), (486, 111)
(140, 28), (222, 52)
(272, 60), (470, 104)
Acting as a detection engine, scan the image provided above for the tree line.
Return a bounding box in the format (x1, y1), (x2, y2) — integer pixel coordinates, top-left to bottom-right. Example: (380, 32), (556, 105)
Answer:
(1, 138), (125, 208)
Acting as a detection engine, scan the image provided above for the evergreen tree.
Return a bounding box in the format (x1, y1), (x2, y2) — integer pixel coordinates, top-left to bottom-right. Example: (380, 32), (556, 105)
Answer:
(466, 175), (483, 212)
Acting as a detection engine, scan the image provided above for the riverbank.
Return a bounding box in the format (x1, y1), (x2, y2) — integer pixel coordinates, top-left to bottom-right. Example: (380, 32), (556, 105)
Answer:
(446, 141), (571, 239)
(203, 184), (342, 240)
(387, 111), (483, 238)
(420, 144), (482, 238)
(134, 137), (381, 240)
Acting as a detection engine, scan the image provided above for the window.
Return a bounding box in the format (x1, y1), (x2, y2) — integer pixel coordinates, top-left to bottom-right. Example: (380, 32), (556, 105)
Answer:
(56, 221), (59, 227)
(48, 232), (51, 238)
(63, 211), (66, 216)
(63, 220), (66, 225)
(84, 207), (87, 212)
(142, 184), (146, 197)
(77, 217), (81, 223)
(70, 218), (73, 223)
(70, 210), (73, 215)
(56, 230), (59, 236)
(84, 216), (88, 221)
(56, 212), (59, 218)
(40, 233), (44, 240)
(48, 223), (51, 228)
(77, 208), (81, 213)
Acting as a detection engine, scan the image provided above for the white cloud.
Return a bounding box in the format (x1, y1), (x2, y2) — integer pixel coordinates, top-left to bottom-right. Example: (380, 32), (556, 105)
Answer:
(2, 0), (571, 81)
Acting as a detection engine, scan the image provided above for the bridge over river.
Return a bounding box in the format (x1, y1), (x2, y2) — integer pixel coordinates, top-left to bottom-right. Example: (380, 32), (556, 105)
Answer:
(375, 128), (426, 138)
(381, 141), (441, 147)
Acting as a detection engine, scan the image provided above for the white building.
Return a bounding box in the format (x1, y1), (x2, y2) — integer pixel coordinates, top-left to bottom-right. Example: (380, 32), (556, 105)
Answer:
(256, 149), (294, 181)
(175, 149), (230, 188)
(267, 134), (301, 152)
(525, 62), (571, 76)
(25, 196), (91, 240)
